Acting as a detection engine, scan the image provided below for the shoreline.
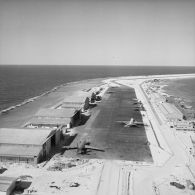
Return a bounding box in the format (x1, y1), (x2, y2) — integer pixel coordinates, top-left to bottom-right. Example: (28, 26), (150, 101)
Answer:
(1, 73), (195, 115)
(153, 78), (195, 121)
(0, 77), (105, 128)
(0, 77), (108, 115)
(0, 73), (195, 126)
(163, 78), (195, 107)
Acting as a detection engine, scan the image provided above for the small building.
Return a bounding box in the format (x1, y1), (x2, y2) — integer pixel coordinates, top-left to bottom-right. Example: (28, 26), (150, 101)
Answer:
(0, 176), (17, 195)
(34, 108), (81, 127)
(0, 128), (59, 164)
(173, 120), (195, 131)
(90, 87), (104, 102)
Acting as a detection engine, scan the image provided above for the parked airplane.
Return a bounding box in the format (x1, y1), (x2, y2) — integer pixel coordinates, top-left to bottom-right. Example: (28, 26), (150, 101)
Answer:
(134, 105), (144, 111)
(133, 101), (142, 105)
(116, 118), (146, 127)
(63, 137), (105, 154)
(134, 105), (142, 108)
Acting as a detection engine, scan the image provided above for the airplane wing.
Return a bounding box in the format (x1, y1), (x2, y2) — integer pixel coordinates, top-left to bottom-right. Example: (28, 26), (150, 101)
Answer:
(125, 124), (139, 127)
(116, 121), (128, 125)
(134, 121), (148, 126)
(134, 122), (145, 125)
(85, 145), (105, 152)
(62, 146), (78, 150)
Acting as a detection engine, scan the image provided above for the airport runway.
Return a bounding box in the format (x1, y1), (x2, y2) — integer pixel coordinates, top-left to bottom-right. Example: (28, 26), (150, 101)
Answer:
(65, 86), (152, 162)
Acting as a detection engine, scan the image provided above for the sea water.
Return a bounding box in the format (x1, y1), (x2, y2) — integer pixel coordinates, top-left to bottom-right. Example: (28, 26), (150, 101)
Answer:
(164, 78), (195, 110)
(1, 65), (195, 111)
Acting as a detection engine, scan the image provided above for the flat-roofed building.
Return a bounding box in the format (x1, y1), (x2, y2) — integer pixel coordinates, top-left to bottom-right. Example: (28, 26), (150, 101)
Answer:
(0, 176), (17, 195)
(159, 102), (184, 121)
(34, 108), (81, 128)
(173, 120), (195, 131)
(24, 117), (70, 129)
(55, 96), (90, 111)
(151, 93), (166, 103)
(23, 122), (61, 147)
(0, 128), (59, 164)
(35, 108), (78, 118)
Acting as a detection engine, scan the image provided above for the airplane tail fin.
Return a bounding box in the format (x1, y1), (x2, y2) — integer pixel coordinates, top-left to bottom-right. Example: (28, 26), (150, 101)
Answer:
(129, 117), (134, 124)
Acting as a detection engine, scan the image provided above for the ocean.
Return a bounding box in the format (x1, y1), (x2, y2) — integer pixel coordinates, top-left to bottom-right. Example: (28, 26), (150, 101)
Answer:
(1, 65), (195, 111)
(164, 77), (195, 110)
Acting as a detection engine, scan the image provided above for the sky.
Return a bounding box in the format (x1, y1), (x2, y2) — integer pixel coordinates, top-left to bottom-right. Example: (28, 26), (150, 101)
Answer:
(0, 0), (195, 66)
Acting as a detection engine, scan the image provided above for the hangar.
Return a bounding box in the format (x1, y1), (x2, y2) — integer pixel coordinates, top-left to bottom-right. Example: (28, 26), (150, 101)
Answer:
(0, 176), (17, 195)
(24, 117), (70, 129)
(54, 96), (90, 111)
(34, 108), (81, 128)
(0, 128), (60, 164)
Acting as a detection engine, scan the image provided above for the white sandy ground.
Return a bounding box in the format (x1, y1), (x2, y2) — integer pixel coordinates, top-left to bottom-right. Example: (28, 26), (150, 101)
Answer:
(1, 73), (195, 195)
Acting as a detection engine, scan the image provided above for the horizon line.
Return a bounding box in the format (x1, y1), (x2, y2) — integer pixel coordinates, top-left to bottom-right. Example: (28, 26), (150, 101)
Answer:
(0, 64), (195, 67)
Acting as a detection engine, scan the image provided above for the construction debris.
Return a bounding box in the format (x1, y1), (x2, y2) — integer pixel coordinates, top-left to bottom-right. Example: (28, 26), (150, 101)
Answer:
(47, 162), (76, 171)
(49, 185), (61, 190)
(46, 157), (89, 171)
(170, 181), (185, 189)
(69, 182), (80, 187)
